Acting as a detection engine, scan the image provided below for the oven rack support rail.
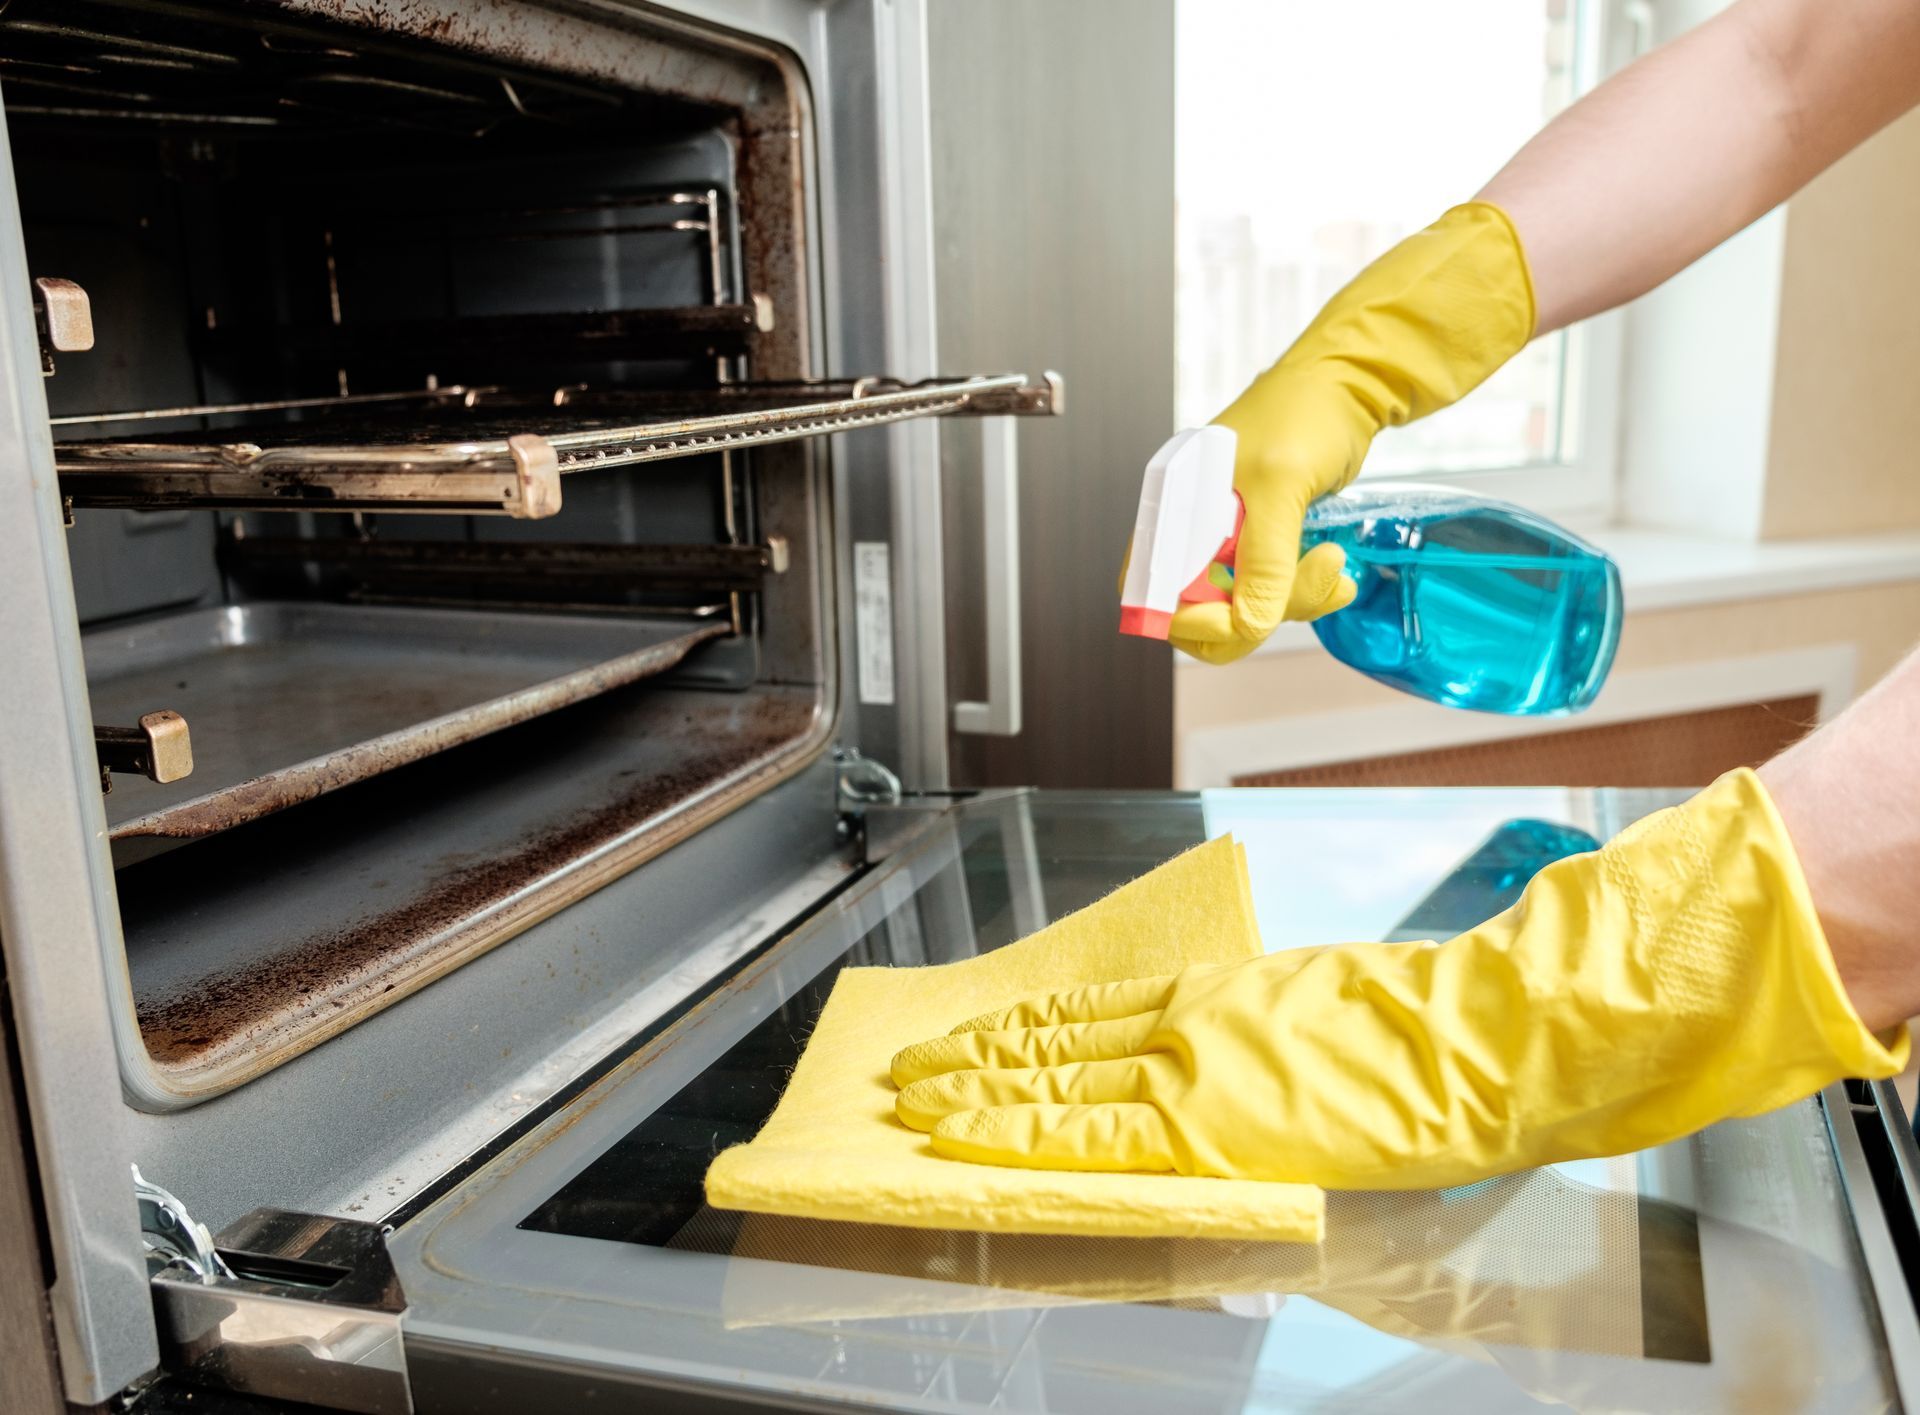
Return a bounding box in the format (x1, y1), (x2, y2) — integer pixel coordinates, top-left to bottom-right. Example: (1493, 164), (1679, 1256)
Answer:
(53, 372), (1065, 519)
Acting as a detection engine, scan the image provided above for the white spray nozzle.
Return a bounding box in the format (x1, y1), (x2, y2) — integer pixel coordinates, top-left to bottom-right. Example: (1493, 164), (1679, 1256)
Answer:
(1118, 426), (1240, 639)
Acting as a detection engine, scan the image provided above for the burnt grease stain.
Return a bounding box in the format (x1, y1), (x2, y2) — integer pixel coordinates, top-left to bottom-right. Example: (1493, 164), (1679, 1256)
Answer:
(131, 689), (818, 1072)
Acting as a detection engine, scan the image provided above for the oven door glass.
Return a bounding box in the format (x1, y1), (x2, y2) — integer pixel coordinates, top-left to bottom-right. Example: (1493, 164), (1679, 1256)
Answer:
(389, 789), (1906, 1414)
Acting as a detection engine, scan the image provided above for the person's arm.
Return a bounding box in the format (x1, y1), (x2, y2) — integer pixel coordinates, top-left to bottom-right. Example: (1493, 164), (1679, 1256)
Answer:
(1165, 0), (1920, 665)
(891, 754), (1911, 1190)
(1487, 0), (1920, 1033)
(1482, 0), (1920, 333)
(1762, 646), (1920, 1035)
(890, 659), (1920, 1189)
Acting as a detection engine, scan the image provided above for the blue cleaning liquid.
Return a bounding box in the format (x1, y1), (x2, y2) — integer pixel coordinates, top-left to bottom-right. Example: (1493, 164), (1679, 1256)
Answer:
(1296, 485), (1622, 715)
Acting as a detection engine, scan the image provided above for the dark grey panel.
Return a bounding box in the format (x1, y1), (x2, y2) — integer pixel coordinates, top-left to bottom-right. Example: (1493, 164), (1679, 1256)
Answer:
(66, 510), (220, 626)
(931, 0), (1176, 788)
(16, 123), (223, 625)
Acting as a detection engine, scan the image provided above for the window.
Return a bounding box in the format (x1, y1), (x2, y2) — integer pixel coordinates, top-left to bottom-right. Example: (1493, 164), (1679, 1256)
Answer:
(1175, 0), (1619, 520)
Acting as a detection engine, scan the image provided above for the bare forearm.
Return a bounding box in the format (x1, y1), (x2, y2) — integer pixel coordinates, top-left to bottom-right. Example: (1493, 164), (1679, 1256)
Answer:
(1761, 646), (1920, 1035)
(1479, 0), (1920, 334)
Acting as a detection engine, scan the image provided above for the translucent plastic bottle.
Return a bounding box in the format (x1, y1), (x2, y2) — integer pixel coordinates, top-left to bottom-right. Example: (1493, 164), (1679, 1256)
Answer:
(1297, 484), (1622, 715)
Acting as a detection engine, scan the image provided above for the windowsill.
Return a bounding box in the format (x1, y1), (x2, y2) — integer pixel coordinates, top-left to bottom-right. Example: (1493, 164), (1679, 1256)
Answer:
(1591, 525), (1920, 610)
(1190, 525), (1920, 665)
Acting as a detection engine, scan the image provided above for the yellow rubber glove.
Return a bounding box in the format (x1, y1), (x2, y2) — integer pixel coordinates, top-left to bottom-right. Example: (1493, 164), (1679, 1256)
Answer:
(1167, 201), (1536, 665)
(1115, 537), (1355, 627)
(893, 769), (1908, 1189)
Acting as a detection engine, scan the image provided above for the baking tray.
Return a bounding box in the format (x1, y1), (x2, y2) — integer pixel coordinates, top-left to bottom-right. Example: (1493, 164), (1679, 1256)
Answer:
(85, 601), (728, 861)
(116, 681), (824, 1098)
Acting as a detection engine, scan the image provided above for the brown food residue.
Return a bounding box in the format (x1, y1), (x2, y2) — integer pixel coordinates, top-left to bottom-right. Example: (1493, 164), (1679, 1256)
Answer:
(136, 692), (818, 1072)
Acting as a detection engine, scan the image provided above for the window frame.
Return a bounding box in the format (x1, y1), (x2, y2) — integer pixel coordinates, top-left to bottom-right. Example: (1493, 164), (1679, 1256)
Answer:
(1173, 0), (1637, 531)
(1356, 0), (1632, 529)
(1409, 304), (1625, 530)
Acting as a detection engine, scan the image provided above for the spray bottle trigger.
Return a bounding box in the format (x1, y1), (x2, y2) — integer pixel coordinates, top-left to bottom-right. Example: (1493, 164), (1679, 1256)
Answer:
(1179, 494), (1246, 606)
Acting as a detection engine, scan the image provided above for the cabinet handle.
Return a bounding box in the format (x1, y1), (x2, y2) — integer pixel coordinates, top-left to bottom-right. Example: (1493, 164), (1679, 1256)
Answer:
(953, 416), (1023, 736)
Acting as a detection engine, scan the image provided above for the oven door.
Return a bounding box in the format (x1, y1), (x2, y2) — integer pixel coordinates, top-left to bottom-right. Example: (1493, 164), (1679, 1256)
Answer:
(382, 786), (1920, 1413)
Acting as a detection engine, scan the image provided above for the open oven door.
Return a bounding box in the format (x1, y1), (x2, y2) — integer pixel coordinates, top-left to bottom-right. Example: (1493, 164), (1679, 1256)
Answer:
(299, 786), (1920, 1414)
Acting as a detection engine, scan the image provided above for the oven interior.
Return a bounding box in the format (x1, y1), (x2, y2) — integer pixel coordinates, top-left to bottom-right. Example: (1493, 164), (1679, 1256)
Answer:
(6, 0), (866, 1104)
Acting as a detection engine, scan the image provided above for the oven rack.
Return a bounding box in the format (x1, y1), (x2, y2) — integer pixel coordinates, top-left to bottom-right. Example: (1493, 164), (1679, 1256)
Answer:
(54, 372), (1063, 519)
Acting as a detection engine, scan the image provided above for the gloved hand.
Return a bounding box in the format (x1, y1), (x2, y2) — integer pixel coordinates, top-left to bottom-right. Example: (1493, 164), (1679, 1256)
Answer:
(1115, 535), (1355, 629)
(1164, 201), (1537, 665)
(893, 768), (1908, 1189)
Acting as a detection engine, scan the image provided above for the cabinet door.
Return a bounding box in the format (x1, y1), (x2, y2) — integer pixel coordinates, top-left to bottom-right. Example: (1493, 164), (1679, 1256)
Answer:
(0, 994), (65, 1415)
(932, 0), (1176, 788)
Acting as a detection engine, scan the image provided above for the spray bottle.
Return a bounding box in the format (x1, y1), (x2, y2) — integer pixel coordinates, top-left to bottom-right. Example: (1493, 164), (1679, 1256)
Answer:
(1120, 427), (1623, 715)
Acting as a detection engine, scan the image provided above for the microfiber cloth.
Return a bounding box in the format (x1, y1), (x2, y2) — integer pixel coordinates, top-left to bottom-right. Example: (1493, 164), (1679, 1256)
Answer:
(704, 835), (1326, 1243)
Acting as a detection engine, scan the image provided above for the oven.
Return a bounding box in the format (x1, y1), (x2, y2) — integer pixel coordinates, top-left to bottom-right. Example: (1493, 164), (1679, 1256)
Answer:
(4, 4), (1920, 1414)
(0, 0), (1054, 1404)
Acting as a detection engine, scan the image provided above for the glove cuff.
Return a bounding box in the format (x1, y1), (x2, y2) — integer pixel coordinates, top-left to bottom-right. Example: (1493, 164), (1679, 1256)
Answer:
(1223, 200), (1538, 440)
(1472, 767), (1905, 1177)
(1711, 767), (1911, 1099)
(1554, 767), (1909, 1148)
(1460, 200), (1538, 341)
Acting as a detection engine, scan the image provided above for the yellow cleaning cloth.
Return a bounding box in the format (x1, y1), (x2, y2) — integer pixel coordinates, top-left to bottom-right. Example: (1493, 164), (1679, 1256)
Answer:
(704, 835), (1326, 1243)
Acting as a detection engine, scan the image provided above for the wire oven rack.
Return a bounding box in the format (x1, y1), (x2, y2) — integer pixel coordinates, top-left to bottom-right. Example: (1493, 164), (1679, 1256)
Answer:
(53, 374), (1063, 519)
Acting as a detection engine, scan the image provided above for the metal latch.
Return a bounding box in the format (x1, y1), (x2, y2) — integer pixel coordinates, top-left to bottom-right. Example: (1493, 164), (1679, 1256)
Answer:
(95, 711), (193, 794)
(835, 746), (902, 815)
(135, 1165), (231, 1281)
(136, 1168), (411, 1415)
(32, 276), (93, 376)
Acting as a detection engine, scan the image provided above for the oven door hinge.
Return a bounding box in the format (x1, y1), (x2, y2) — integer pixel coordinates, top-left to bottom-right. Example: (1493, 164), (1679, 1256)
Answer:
(834, 747), (902, 829)
(135, 1167), (411, 1414)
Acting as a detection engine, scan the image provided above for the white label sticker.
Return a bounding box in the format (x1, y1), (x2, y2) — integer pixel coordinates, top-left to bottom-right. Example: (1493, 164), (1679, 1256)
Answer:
(854, 541), (896, 706)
